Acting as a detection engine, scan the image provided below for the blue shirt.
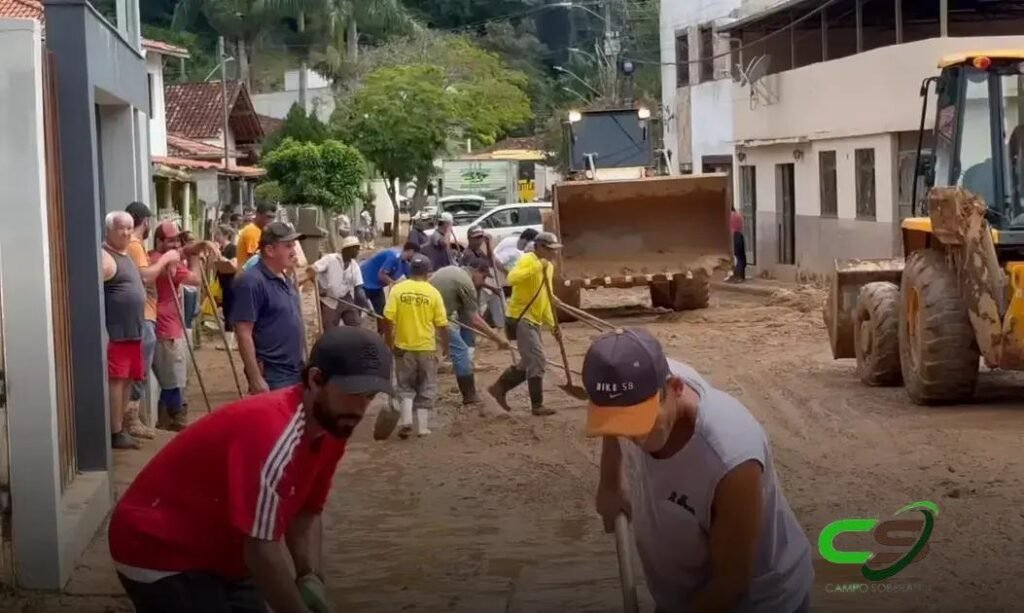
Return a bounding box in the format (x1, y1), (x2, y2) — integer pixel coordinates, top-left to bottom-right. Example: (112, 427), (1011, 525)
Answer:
(360, 248), (409, 291)
(231, 260), (304, 383)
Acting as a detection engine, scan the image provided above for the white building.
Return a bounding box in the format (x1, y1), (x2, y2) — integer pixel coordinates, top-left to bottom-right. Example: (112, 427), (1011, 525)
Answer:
(659, 0), (742, 175)
(720, 0), (1024, 280)
(251, 67), (335, 122)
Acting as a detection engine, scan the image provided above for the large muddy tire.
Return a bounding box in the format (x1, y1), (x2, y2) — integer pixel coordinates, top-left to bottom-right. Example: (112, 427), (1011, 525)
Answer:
(671, 272), (711, 311)
(898, 249), (979, 405)
(854, 282), (902, 386)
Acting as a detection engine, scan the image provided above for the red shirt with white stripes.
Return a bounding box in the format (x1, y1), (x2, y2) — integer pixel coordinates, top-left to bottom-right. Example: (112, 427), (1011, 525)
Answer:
(108, 385), (347, 580)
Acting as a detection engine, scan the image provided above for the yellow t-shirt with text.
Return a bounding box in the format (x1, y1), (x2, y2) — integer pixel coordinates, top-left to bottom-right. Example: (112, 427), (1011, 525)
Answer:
(236, 223), (261, 270)
(383, 279), (448, 352)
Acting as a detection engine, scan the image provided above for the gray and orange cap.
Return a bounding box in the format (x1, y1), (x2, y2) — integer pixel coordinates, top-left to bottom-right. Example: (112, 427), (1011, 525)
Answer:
(582, 327), (670, 437)
(308, 326), (394, 395)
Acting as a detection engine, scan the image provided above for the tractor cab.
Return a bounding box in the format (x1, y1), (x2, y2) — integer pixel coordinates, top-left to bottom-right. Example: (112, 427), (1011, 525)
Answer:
(917, 51), (1024, 244)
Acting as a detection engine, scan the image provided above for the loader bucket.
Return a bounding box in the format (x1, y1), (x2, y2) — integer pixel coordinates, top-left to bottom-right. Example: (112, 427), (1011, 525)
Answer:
(552, 175), (733, 283)
(826, 258), (904, 359)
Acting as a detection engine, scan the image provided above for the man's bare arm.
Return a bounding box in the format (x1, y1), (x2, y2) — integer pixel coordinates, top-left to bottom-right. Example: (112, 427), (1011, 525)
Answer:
(243, 538), (309, 613)
(286, 513), (323, 579)
(694, 460), (764, 613)
(234, 322), (268, 393)
(138, 250), (180, 283)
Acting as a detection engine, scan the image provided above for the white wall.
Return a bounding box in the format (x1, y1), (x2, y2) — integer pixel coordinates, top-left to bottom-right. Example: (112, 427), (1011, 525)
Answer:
(692, 79), (736, 160)
(145, 52), (166, 157)
(284, 68), (330, 91)
(251, 88), (335, 123)
(98, 103), (146, 213)
(0, 17), (65, 589)
(733, 35), (1024, 144)
(738, 133), (896, 222)
(659, 0), (741, 174)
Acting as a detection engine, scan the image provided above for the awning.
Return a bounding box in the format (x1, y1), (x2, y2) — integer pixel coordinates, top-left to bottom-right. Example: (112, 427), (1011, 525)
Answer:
(718, 0), (821, 33)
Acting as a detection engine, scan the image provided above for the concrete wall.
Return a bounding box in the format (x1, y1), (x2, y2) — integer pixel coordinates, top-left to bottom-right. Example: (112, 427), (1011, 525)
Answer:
(659, 0), (741, 174)
(736, 133), (899, 280)
(146, 52), (166, 157)
(251, 87), (335, 123)
(733, 35), (1024, 144)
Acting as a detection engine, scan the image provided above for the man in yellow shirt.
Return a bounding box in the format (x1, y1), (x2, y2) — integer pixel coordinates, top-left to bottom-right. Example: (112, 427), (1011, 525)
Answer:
(383, 254), (450, 438)
(487, 231), (562, 417)
(236, 202), (277, 270)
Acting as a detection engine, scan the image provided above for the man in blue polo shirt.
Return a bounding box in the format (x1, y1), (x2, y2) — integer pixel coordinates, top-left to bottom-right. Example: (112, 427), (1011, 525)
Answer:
(232, 222), (306, 393)
(360, 241), (420, 315)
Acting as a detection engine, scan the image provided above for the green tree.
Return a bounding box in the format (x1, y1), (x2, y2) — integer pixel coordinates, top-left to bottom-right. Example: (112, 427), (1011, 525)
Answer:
(172, 0), (278, 87)
(341, 64), (450, 243)
(261, 103), (329, 156)
(261, 137), (368, 213)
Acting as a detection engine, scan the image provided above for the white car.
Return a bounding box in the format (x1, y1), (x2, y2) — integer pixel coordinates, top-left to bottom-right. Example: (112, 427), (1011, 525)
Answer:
(452, 202), (551, 247)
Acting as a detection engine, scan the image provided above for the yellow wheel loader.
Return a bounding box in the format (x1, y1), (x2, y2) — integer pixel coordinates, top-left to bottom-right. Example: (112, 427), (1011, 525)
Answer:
(827, 51), (1024, 405)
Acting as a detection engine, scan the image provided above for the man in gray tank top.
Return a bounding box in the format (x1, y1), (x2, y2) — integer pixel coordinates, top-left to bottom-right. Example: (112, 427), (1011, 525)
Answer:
(102, 211), (175, 450)
(583, 328), (813, 613)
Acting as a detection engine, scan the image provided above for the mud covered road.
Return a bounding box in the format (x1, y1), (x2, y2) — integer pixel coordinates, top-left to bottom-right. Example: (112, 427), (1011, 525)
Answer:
(10, 285), (1024, 612)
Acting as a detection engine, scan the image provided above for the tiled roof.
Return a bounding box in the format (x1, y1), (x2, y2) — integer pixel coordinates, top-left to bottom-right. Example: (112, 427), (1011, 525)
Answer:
(166, 132), (236, 159)
(258, 114), (284, 137)
(153, 156), (266, 177)
(0, 0), (43, 22)
(164, 81), (264, 143)
(142, 38), (189, 59)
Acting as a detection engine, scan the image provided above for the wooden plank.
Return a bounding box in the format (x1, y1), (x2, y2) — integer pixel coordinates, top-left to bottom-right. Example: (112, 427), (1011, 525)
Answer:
(42, 52), (77, 492)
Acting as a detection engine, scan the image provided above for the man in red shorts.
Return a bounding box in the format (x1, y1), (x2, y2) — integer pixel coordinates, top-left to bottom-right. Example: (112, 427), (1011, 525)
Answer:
(109, 326), (393, 613)
(102, 211), (170, 450)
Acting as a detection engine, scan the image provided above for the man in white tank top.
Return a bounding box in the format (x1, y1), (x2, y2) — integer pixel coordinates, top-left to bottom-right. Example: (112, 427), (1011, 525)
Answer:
(583, 328), (813, 612)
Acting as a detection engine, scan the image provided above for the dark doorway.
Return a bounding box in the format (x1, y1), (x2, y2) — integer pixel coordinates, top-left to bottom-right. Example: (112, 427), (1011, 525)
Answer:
(775, 163), (795, 265)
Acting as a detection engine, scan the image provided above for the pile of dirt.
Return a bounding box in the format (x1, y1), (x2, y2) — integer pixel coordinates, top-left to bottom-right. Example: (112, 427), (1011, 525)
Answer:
(765, 285), (826, 313)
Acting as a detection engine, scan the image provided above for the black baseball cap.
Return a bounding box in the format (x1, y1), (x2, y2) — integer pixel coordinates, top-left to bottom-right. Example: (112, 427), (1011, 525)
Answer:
(308, 327), (394, 395)
(125, 201), (152, 225)
(519, 228), (539, 243)
(582, 327), (670, 437)
(259, 221), (304, 247)
(409, 254), (432, 275)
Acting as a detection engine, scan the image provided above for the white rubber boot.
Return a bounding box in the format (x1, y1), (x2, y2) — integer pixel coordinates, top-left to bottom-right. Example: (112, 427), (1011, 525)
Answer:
(398, 398), (414, 439)
(416, 409), (432, 437)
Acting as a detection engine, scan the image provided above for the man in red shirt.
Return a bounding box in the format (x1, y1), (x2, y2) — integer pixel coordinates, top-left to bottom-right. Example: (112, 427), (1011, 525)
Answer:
(109, 326), (393, 612)
(149, 221), (207, 431)
(729, 206), (747, 283)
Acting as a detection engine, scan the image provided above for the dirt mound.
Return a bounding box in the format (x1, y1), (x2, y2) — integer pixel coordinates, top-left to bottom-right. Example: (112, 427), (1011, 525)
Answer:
(765, 285), (826, 313)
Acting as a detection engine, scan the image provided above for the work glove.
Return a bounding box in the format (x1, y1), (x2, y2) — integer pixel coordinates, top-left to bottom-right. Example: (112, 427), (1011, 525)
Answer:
(297, 573), (331, 613)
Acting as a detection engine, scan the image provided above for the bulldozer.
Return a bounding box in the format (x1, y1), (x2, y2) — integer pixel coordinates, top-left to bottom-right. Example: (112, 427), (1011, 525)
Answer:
(827, 50), (1024, 405)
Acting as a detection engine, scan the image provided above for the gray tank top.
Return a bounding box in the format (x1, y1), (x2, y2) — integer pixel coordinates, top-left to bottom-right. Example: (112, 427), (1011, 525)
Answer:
(622, 359), (813, 612)
(103, 247), (146, 341)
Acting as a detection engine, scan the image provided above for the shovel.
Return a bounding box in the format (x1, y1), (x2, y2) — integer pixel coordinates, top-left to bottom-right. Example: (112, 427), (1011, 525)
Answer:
(544, 282), (588, 400)
(614, 513), (640, 613)
(373, 372), (402, 441)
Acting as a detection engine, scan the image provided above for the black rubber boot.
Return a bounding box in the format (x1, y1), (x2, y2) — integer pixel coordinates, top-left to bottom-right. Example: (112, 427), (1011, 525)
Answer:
(529, 378), (555, 416)
(487, 367), (526, 412)
(456, 374), (482, 405)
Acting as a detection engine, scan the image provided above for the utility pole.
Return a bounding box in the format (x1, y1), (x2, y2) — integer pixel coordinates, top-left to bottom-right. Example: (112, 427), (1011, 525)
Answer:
(218, 36), (232, 214)
(298, 11), (308, 112)
(603, 0), (620, 103)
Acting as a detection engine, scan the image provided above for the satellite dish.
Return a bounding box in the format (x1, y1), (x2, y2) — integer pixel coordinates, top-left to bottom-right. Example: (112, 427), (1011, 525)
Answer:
(738, 54), (770, 86)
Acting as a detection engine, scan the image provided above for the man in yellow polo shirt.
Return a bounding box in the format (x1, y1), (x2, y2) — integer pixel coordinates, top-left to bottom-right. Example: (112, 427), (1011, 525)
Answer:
(487, 231), (562, 417)
(236, 202), (277, 270)
(383, 254), (449, 439)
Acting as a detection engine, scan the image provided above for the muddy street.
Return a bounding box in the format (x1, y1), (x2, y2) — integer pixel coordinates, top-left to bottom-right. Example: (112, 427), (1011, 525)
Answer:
(13, 285), (1024, 612)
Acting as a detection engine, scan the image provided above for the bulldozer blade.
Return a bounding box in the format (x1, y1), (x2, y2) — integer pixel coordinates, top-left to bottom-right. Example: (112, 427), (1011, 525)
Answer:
(372, 398), (401, 441)
(826, 258), (904, 360)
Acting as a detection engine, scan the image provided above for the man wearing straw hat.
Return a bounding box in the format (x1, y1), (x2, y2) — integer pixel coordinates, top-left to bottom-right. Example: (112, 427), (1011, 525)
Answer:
(584, 328), (813, 613)
(308, 235), (371, 331)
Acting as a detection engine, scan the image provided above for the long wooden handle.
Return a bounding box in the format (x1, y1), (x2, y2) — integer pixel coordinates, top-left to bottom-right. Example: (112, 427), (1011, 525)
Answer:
(544, 282), (575, 388)
(199, 261), (243, 399)
(614, 514), (639, 613)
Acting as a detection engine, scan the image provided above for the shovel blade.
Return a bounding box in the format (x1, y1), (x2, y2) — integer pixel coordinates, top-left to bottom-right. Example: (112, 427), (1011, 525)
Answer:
(560, 383), (589, 401)
(372, 399), (401, 441)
